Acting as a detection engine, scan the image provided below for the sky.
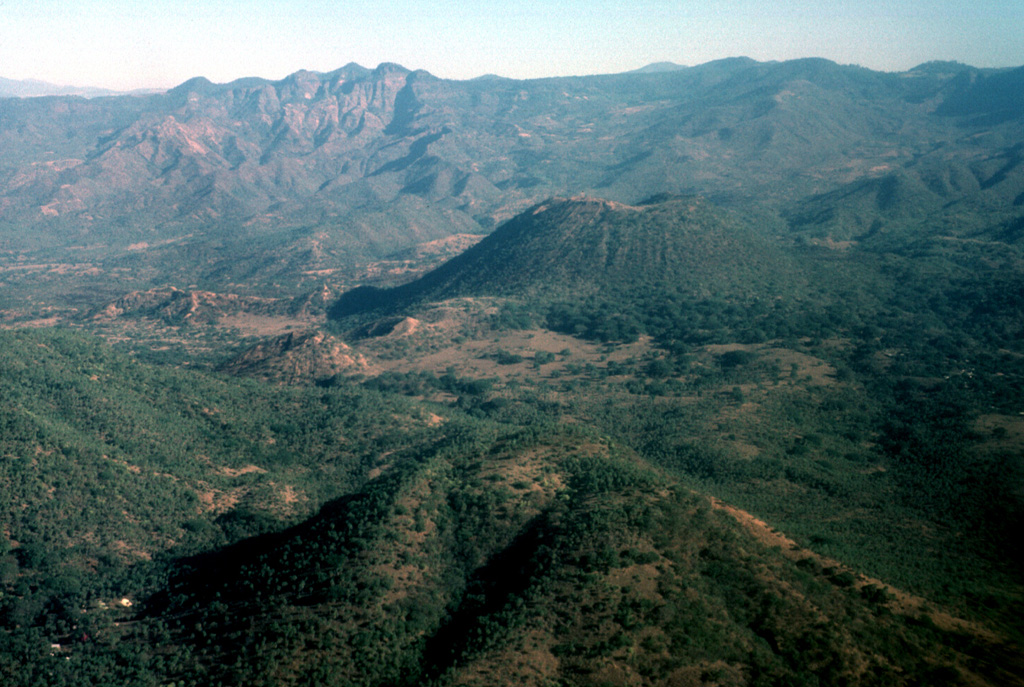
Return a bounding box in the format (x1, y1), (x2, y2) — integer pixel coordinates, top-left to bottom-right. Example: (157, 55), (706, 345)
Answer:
(2, 0), (1023, 91)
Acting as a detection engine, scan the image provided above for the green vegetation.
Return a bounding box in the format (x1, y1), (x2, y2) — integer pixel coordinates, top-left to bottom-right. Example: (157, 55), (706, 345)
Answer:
(325, 189), (1024, 658)
(0, 328), (445, 679)
(1, 316), (1021, 685)
(1, 56), (1023, 685)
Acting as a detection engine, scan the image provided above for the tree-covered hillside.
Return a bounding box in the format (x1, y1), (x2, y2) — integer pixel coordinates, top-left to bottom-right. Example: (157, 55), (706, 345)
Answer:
(2, 332), (1019, 685)
(326, 190), (1024, 639)
(2, 55), (1023, 686)
(0, 329), (439, 642)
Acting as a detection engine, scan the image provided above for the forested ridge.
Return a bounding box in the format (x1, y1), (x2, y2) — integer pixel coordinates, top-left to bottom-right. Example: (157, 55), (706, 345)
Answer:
(6, 192), (1024, 684)
(5, 191), (1024, 683)
(2, 55), (1024, 685)
(3, 278), (1023, 685)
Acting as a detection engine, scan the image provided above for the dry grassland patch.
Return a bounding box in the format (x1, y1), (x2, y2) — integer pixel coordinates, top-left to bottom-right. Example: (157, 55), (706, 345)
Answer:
(975, 413), (1024, 452)
(607, 562), (662, 599)
(273, 482), (304, 510)
(451, 628), (560, 687)
(111, 539), (153, 562)
(217, 313), (316, 337)
(761, 346), (837, 385)
(483, 440), (599, 497)
(194, 483), (244, 515)
(367, 327), (655, 384)
(367, 464), (391, 480)
(0, 316), (62, 329)
(217, 464), (267, 478)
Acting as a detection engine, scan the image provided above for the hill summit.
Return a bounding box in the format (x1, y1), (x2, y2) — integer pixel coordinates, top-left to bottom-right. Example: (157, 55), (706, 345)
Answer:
(220, 329), (369, 383)
(330, 195), (797, 324)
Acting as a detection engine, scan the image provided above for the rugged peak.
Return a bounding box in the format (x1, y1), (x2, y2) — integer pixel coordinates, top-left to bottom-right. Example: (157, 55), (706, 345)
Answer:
(219, 329), (368, 383)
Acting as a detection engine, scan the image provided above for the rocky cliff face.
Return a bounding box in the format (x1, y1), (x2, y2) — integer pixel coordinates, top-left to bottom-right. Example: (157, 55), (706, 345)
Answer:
(219, 329), (369, 382)
(2, 58), (1022, 287)
(0, 64), (422, 232)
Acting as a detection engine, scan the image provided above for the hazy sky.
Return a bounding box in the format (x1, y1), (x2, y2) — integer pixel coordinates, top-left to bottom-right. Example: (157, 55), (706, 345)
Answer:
(2, 0), (1023, 91)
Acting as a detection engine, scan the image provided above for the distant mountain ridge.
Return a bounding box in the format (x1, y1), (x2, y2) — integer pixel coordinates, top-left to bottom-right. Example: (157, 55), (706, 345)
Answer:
(0, 76), (152, 98)
(3, 57), (1024, 687)
(1, 57), (1022, 294)
(627, 61), (688, 73)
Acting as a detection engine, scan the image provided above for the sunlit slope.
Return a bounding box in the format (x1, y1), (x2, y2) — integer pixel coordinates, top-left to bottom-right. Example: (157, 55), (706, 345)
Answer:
(116, 433), (1018, 687)
(331, 196), (803, 337)
(0, 328), (435, 576)
(2, 58), (1021, 290)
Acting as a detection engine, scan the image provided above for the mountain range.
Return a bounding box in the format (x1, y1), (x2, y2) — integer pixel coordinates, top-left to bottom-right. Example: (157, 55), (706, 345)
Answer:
(2, 58), (1022, 296)
(2, 57), (1024, 686)
(0, 77), (143, 99)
